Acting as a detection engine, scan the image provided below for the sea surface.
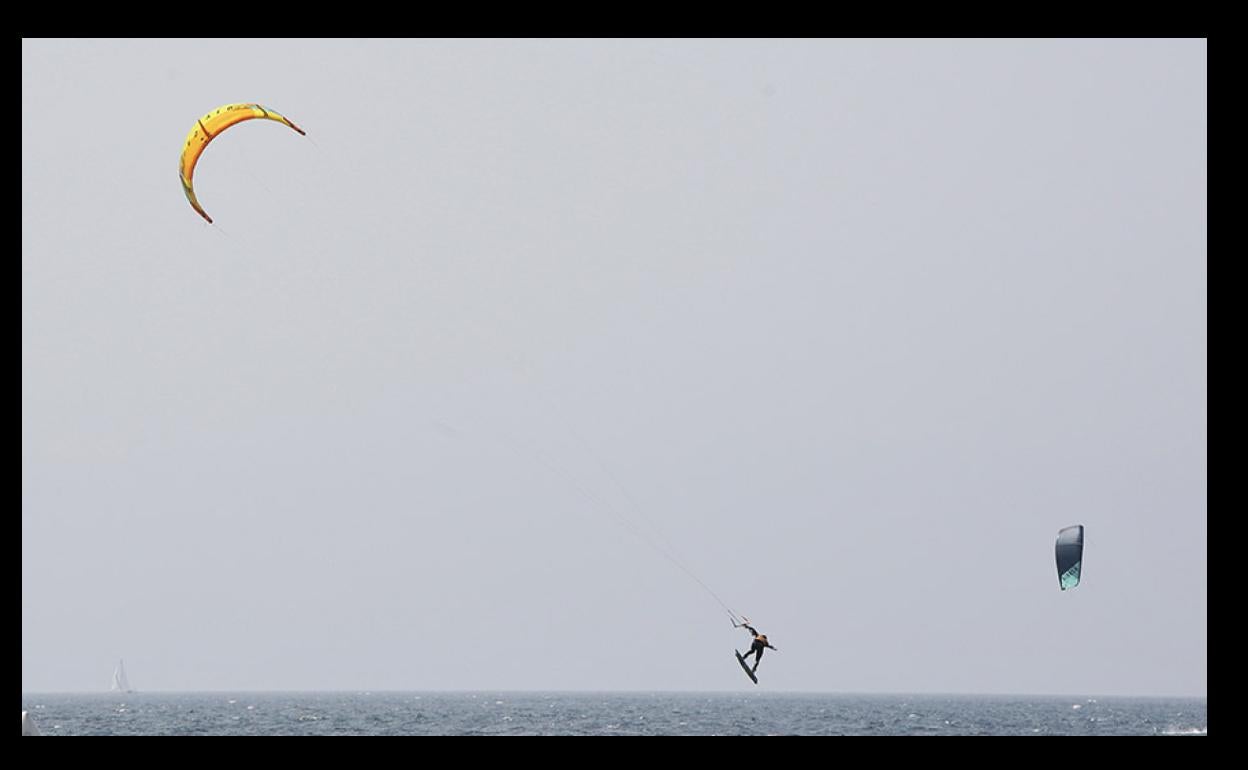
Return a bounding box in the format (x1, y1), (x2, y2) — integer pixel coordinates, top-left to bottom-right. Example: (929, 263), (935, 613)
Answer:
(21, 692), (1206, 735)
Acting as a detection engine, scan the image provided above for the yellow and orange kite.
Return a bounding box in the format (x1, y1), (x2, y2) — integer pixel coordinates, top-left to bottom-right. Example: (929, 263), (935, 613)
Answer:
(178, 103), (305, 223)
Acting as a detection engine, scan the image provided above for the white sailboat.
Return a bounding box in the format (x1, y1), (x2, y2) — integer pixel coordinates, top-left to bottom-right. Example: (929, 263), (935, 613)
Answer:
(110, 659), (134, 693)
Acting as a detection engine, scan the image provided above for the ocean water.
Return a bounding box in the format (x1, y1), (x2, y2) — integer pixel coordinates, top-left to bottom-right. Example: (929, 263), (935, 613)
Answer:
(21, 692), (1206, 735)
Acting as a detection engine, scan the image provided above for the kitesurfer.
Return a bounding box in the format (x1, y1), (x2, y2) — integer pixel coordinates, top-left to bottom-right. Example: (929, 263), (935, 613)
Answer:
(735, 618), (777, 673)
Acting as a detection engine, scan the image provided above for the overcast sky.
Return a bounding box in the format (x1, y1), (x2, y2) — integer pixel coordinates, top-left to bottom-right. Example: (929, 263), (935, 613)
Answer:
(22, 39), (1205, 696)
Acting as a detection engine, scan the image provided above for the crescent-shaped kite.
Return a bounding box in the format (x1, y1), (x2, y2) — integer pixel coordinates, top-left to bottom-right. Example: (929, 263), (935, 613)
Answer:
(179, 103), (305, 224)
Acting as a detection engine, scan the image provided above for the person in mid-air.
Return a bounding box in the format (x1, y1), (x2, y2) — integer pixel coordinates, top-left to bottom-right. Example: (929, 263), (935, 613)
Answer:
(735, 617), (777, 673)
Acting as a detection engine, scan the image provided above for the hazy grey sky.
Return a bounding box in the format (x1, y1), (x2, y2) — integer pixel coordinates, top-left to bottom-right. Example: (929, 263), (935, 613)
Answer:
(22, 39), (1206, 696)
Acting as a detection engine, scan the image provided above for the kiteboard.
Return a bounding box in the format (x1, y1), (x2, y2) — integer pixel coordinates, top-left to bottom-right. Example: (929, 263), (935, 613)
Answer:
(735, 650), (758, 684)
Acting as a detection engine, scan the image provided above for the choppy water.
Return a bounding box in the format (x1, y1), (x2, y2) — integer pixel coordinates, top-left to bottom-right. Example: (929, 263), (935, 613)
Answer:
(21, 692), (1206, 735)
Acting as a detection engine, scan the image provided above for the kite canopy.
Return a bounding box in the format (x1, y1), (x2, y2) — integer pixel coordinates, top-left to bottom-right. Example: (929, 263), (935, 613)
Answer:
(1055, 525), (1085, 590)
(178, 103), (305, 223)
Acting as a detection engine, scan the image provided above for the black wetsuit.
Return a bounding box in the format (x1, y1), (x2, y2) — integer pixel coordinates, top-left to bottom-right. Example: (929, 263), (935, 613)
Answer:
(741, 624), (776, 670)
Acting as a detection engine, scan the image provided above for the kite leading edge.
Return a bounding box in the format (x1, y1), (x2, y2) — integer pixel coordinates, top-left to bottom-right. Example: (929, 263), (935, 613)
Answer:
(179, 103), (305, 224)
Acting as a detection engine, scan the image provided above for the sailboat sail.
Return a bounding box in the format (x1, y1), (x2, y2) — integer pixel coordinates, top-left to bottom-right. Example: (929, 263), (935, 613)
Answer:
(22, 710), (41, 736)
(110, 659), (133, 693)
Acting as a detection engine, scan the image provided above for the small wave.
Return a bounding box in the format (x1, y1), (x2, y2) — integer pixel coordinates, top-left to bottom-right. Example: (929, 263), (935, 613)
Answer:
(1160, 727), (1207, 736)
